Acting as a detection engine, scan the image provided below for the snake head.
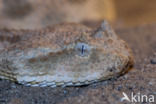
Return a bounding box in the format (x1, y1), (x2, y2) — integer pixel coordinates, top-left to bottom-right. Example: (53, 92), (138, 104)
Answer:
(0, 21), (133, 87)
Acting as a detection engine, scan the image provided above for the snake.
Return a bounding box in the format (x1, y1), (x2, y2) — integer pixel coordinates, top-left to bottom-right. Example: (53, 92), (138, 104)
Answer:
(0, 21), (133, 87)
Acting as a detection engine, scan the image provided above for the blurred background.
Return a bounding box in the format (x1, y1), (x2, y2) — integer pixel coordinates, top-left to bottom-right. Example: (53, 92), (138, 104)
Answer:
(0, 0), (156, 29)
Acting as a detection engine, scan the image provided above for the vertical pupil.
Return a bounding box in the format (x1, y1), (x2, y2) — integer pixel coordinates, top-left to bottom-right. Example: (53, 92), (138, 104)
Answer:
(81, 45), (85, 55)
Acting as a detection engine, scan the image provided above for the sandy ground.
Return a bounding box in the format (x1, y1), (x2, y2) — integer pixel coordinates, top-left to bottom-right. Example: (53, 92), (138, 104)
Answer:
(0, 23), (156, 104)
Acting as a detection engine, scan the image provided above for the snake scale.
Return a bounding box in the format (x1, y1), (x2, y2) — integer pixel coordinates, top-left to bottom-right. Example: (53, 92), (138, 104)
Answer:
(0, 21), (133, 87)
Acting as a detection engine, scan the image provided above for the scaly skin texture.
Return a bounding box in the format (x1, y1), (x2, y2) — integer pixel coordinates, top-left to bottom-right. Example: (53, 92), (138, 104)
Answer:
(0, 21), (133, 87)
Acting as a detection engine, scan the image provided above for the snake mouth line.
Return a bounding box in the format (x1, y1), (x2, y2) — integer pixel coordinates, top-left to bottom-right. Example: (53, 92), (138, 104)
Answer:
(0, 71), (17, 81)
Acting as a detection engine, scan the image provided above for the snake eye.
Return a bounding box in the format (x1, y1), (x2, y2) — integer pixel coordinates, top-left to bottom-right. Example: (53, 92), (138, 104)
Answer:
(75, 42), (91, 57)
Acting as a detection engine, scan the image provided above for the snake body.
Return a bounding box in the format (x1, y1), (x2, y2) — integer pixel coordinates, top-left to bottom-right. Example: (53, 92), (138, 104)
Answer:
(0, 21), (133, 87)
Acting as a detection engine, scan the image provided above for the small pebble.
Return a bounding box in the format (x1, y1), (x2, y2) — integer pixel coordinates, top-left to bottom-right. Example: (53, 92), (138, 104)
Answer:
(11, 84), (17, 88)
(150, 58), (156, 64)
(63, 90), (67, 94)
(117, 85), (122, 91)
